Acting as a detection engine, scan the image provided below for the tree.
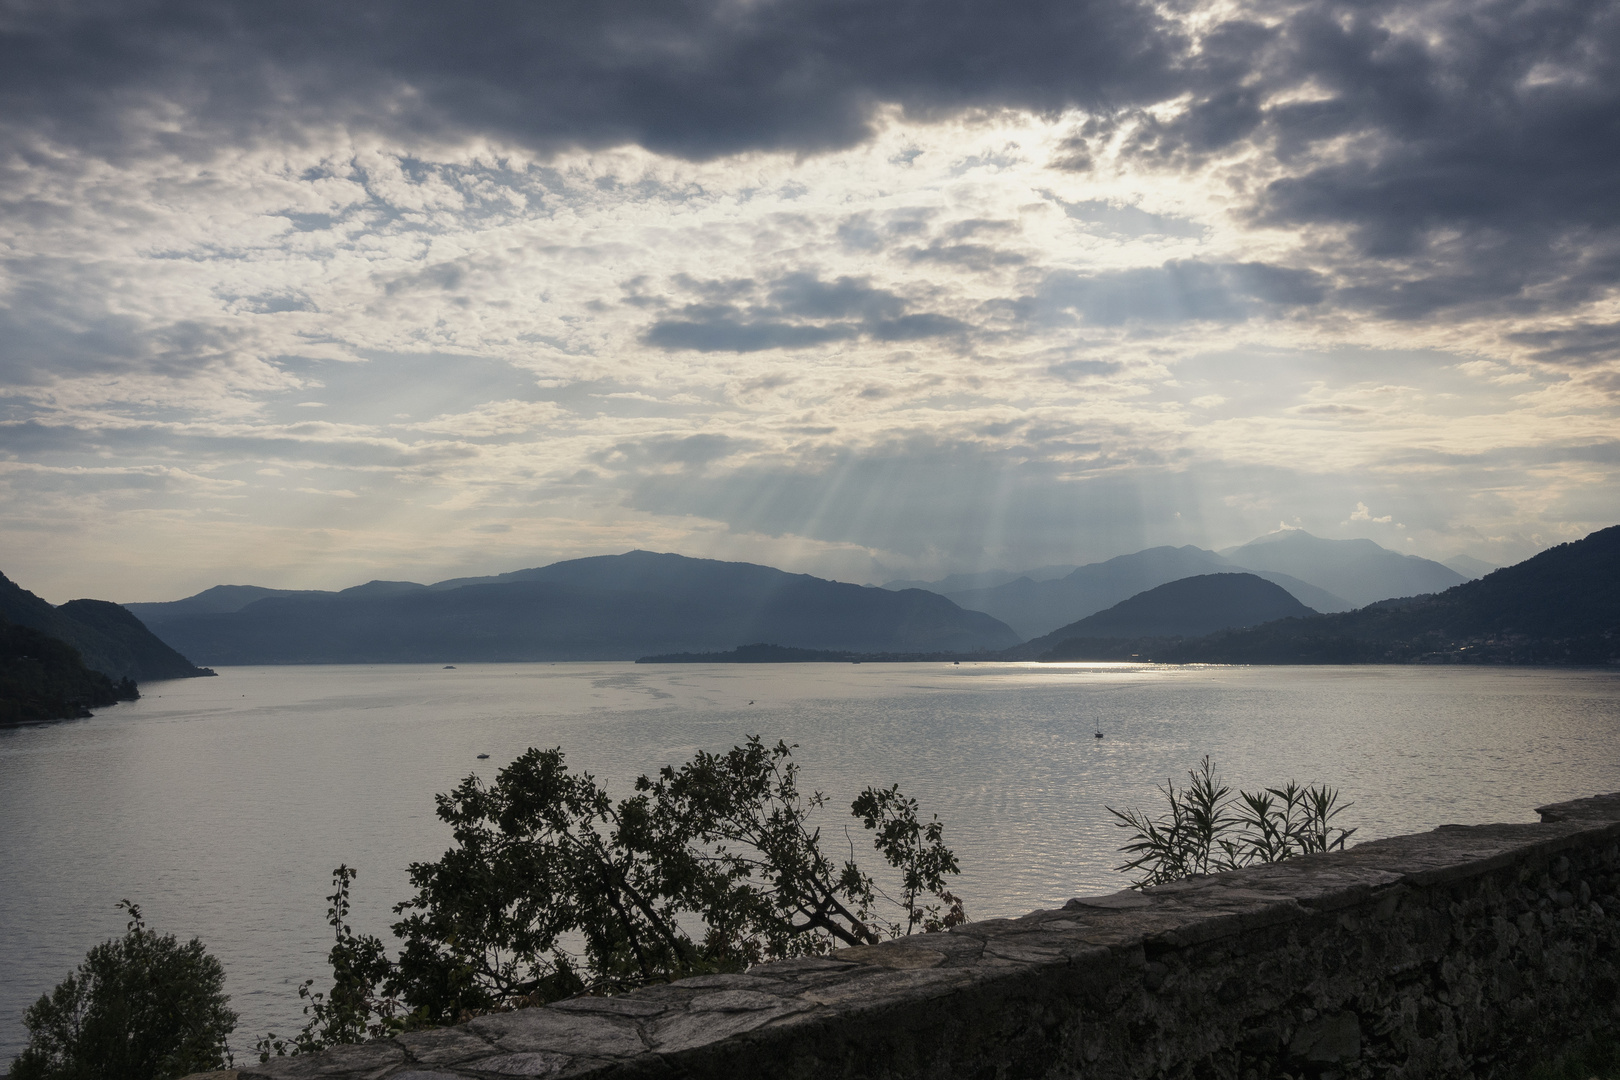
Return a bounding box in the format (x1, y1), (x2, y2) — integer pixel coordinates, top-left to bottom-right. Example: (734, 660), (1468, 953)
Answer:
(8, 902), (236, 1080)
(388, 738), (965, 1023)
(261, 737), (966, 1046)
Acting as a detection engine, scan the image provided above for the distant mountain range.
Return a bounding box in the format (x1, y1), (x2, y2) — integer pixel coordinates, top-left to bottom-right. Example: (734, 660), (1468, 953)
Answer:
(1442, 554), (1499, 580)
(0, 572), (213, 682)
(136, 551), (1021, 664)
(1018, 574), (1316, 660)
(111, 527), (1606, 669)
(884, 532), (1463, 638)
(1215, 532), (1466, 607)
(1036, 524), (1607, 667)
(879, 565), (1078, 594)
(1151, 525), (1620, 665)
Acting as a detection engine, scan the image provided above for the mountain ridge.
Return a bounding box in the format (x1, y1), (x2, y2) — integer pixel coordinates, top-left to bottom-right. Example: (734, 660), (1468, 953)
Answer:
(143, 551), (1021, 664)
(1012, 573), (1317, 660)
(0, 572), (213, 682)
(0, 615), (140, 725)
(1153, 525), (1620, 665)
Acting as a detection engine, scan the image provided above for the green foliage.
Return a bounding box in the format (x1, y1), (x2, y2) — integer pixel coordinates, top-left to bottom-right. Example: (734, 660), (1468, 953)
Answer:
(8, 902), (236, 1080)
(255, 867), (406, 1060)
(850, 784), (964, 936)
(265, 737), (965, 1046)
(1109, 757), (1356, 888)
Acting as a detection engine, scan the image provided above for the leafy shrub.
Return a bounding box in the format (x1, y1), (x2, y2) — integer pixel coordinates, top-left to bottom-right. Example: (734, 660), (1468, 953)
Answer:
(260, 736), (964, 1055)
(254, 867), (405, 1059)
(8, 902), (236, 1080)
(1108, 756), (1356, 888)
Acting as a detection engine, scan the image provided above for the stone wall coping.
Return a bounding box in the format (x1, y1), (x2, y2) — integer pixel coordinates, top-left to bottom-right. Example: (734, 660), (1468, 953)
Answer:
(212, 791), (1620, 1080)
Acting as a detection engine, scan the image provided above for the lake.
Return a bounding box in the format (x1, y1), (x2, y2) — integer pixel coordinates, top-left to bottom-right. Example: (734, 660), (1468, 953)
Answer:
(3, 661), (1618, 1060)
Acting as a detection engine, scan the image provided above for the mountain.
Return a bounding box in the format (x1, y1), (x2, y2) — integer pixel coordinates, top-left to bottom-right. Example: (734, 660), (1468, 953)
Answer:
(938, 546), (1230, 638)
(638, 643), (995, 663)
(125, 584), (325, 627)
(1442, 554), (1499, 581)
(1241, 571), (1350, 614)
(1159, 525), (1620, 665)
(1218, 530), (1465, 607)
(0, 572), (213, 681)
(145, 551), (1022, 664)
(1016, 574), (1316, 660)
(0, 616), (140, 724)
(934, 546), (1350, 639)
(880, 565), (1078, 593)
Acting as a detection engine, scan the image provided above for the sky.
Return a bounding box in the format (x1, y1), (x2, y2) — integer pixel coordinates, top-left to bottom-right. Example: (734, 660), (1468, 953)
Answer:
(2, 0), (1617, 602)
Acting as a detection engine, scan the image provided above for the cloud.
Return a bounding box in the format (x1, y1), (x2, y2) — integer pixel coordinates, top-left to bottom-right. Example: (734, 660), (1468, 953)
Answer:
(642, 273), (968, 352)
(1047, 359), (1124, 381)
(1053, 197), (1207, 239)
(643, 312), (860, 353)
(1347, 501), (1393, 524)
(1181, 0), (1620, 321)
(1025, 261), (1328, 327)
(2, 0), (1618, 600)
(591, 433), (758, 472)
(1507, 322), (1620, 366)
(0, 0), (1185, 161)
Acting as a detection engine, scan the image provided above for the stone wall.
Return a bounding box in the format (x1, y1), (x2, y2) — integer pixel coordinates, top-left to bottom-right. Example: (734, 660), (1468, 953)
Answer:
(219, 792), (1620, 1080)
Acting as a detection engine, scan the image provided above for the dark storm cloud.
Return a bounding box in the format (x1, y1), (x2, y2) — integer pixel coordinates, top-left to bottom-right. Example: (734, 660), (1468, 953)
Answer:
(6, 0), (1619, 340)
(1138, 0), (1620, 321)
(0, 0), (1183, 160)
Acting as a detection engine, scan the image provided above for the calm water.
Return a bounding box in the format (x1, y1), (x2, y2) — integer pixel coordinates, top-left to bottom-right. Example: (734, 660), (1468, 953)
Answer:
(3, 661), (1618, 1059)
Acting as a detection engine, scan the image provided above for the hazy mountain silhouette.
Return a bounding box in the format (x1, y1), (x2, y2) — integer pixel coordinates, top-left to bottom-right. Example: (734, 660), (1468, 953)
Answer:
(1, 616), (140, 724)
(126, 584), (326, 626)
(934, 546), (1349, 638)
(0, 572), (213, 682)
(880, 565), (1077, 593)
(1442, 554), (1499, 581)
(1159, 525), (1620, 665)
(1014, 573), (1316, 660)
(1217, 530), (1465, 607)
(145, 551), (1021, 664)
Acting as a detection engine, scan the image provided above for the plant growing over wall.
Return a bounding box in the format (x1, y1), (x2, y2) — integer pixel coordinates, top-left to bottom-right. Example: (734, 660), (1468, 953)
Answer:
(260, 736), (964, 1056)
(254, 867), (406, 1059)
(1109, 756), (1356, 888)
(8, 902), (236, 1080)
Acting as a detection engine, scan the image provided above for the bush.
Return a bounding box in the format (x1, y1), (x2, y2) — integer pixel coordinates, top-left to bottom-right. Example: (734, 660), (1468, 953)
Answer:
(8, 902), (236, 1080)
(1108, 756), (1356, 888)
